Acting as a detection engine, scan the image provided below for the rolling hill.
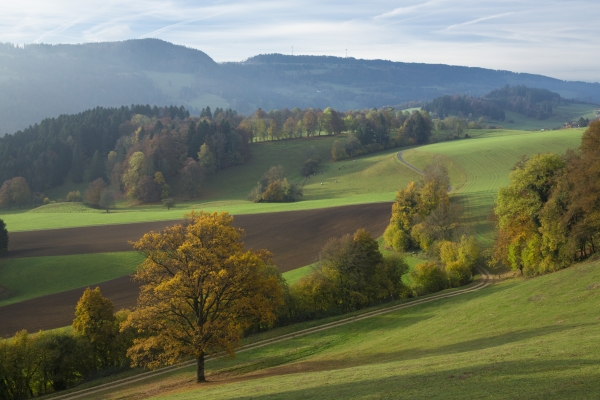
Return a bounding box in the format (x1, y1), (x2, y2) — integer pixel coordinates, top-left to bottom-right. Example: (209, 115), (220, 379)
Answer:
(52, 254), (600, 399)
(1, 39), (600, 134)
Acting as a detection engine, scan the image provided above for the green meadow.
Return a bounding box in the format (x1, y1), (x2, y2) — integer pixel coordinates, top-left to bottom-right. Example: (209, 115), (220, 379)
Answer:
(0, 128), (585, 309)
(403, 128), (584, 245)
(0, 253), (334, 307)
(1, 139), (420, 232)
(85, 257), (600, 400)
(4, 128), (583, 235)
(501, 103), (597, 131)
(0, 252), (143, 307)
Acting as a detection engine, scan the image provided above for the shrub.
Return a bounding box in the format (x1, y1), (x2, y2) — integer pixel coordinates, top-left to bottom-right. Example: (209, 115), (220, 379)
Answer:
(410, 262), (448, 296)
(445, 260), (472, 287)
(383, 224), (410, 252)
(162, 197), (175, 210)
(301, 159), (320, 176)
(85, 178), (108, 207)
(331, 140), (349, 161)
(66, 190), (82, 202)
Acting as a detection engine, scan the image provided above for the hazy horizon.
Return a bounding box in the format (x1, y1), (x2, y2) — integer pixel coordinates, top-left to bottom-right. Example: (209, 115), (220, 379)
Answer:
(2, 1), (599, 83)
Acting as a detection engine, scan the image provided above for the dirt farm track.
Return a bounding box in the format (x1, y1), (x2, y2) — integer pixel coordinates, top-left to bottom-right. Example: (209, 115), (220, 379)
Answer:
(0, 202), (392, 337)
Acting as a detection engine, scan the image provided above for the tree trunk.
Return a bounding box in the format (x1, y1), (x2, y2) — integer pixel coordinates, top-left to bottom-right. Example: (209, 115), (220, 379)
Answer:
(196, 352), (206, 383)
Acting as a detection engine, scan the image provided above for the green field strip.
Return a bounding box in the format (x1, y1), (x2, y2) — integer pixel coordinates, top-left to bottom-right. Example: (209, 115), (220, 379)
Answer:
(0, 194), (398, 232)
(282, 263), (318, 285)
(0, 252), (143, 307)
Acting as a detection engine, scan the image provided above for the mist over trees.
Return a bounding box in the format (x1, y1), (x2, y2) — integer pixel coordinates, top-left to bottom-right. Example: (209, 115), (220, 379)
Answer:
(1, 39), (600, 135)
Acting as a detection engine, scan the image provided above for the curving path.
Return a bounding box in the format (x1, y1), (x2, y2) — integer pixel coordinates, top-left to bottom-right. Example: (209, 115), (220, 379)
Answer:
(397, 150), (425, 175)
(52, 267), (491, 400)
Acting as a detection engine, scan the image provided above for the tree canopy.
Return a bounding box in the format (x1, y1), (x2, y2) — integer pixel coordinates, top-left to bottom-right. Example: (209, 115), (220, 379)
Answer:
(124, 211), (284, 382)
(493, 121), (600, 275)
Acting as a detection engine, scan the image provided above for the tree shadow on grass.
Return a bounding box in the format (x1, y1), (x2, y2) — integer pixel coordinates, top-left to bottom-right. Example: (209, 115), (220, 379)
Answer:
(338, 322), (596, 368)
(226, 355), (600, 400)
(213, 314), (433, 377)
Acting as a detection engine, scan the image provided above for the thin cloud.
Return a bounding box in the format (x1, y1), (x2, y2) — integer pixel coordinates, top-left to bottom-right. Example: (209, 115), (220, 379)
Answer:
(374, 1), (438, 19)
(446, 12), (515, 30)
(138, 12), (228, 39)
(0, 0), (599, 81)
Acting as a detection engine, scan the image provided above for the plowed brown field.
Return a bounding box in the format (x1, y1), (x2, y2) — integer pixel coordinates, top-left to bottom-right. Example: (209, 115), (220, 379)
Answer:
(0, 203), (391, 336)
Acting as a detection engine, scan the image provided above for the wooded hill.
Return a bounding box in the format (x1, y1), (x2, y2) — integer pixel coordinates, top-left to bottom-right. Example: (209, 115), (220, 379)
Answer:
(1, 39), (600, 134)
(0, 104), (431, 205)
(423, 85), (572, 121)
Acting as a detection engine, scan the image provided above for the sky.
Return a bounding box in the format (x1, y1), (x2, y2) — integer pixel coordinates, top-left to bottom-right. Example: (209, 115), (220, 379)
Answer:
(2, 0), (599, 82)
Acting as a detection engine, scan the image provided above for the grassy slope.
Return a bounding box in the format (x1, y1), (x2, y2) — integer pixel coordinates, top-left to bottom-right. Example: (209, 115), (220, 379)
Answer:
(0, 129), (582, 305)
(0, 252), (143, 307)
(1, 140), (420, 232)
(501, 103), (597, 131)
(403, 129), (584, 245)
(89, 258), (600, 400)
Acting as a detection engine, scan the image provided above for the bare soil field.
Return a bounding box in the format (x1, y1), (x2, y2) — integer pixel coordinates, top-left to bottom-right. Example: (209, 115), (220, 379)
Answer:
(0, 203), (391, 336)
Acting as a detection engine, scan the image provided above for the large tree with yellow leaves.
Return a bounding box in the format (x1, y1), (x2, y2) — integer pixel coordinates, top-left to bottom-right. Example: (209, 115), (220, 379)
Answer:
(124, 211), (284, 382)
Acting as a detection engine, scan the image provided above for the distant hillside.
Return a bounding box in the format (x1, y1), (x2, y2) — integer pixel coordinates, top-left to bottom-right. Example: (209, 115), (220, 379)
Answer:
(423, 94), (506, 120)
(1, 39), (600, 134)
(483, 85), (561, 120)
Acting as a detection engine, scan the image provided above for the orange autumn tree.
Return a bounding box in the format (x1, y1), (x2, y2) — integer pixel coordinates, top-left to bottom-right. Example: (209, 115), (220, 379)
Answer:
(124, 211), (284, 383)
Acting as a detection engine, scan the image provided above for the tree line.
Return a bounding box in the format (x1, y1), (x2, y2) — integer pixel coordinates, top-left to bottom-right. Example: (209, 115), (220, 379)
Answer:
(0, 288), (134, 399)
(423, 94), (506, 121)
(492, 120), (600, 275)
(0, 104), (439, 209)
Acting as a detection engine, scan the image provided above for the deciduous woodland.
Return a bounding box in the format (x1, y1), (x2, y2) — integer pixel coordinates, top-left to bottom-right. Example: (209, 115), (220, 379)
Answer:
(0, 104), (434, 207)
(493, 120), (600, 275)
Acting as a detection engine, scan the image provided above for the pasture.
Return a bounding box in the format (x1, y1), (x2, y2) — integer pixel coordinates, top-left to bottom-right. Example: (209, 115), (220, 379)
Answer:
(402, 128), (584, 245)
(1, 138), (419, 232)
(500, 103), (597, 131)
(81, 257), (600, 400)
(0, 252), (143, 307)
(0, 203), (393, 335)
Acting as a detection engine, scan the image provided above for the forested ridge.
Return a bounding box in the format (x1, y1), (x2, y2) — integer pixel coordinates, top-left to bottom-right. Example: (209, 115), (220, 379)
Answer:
(423, 85), (579, 121)
(0, 105), (190, 192)
(2, 39), (600, 134)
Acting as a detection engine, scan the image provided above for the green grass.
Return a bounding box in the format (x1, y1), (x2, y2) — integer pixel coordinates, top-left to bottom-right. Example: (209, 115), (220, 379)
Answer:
(84, 257), (600, 400)
(43, 176), (89, 202)
(497, 103), (597, 131)
(0, 195), (395, 232)
(203, 136), (419, 202)
(1, 139), (420, 232)
(402, 129), (584, 245)
(281, 263), (318, 285)
(27, 202), (99, 213)
(0, 252), (143, 307)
